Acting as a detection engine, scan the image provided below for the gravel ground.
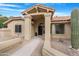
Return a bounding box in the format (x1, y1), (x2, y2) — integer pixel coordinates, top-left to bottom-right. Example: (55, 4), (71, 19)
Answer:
(51, 39), (79, 56)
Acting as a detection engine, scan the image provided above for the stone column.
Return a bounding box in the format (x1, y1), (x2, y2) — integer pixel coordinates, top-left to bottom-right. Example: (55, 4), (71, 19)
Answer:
(44, 13), (52, 47)
(65, 24), (71, 39)
(24, 15), (32, 40)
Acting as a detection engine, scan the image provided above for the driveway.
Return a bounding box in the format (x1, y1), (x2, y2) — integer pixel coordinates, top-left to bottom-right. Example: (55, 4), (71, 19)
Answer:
(11, 36), (44, 56)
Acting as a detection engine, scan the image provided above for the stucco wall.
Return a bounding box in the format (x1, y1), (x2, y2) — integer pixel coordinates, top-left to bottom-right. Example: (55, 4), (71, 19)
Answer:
(0, 38), (22, 51)
(51, 23), (71, 40)
(6, 17), (71, 40)
(7, 20), (24, 38)
(0, 28), (13, 42)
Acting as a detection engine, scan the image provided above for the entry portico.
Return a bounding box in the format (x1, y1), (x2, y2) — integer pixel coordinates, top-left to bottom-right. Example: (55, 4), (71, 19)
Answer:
(22, 4), (55, 41)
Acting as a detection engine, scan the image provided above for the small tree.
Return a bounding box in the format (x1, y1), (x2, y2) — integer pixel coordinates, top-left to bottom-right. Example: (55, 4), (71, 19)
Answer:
(0, 16), (8, 28)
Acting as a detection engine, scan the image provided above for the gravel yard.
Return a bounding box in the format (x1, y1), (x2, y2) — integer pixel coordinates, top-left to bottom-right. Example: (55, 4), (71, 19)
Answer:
(51, 39), (79, 56)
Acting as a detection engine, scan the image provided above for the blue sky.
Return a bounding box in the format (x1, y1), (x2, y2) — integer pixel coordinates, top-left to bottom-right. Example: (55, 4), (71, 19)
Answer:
(0, 3), (79, 17)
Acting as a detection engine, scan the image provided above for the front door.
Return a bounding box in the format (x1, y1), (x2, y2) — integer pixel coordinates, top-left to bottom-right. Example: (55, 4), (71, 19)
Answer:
(38, 26), (43, 35)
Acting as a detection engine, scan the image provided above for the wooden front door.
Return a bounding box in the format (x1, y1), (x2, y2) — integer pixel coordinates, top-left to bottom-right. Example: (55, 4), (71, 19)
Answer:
(38, 26), (43, 35)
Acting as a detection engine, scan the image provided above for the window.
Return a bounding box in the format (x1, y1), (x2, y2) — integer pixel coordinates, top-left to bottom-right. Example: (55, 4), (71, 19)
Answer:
(55, 24), (64, 34)
(15, 25), (22, 33)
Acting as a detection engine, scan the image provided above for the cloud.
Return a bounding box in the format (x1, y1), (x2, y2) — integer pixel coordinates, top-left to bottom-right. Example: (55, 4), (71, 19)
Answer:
(54, 12), (70, 16)
(0, 3), (20, 8)
(0, 7), (23, 11)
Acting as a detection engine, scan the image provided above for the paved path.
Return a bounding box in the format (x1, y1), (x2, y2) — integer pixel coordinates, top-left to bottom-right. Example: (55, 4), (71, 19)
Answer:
(11, 37), (44, 56)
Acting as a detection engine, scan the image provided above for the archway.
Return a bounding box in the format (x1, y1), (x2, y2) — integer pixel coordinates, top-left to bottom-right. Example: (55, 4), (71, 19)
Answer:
(22, 4), (54, 40)
(31, 14), (45, 37)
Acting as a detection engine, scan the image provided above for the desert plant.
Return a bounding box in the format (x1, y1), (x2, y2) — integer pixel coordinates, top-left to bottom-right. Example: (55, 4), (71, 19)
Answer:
(71, 9), (79, 49)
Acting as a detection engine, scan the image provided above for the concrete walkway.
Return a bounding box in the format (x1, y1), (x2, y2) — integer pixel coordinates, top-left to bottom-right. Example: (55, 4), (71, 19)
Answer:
(11, 37), (44, 56)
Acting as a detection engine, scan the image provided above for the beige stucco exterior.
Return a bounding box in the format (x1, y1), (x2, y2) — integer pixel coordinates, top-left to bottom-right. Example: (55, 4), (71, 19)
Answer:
(52, 23), (71, 40)
(3, 4), (71, 41)
(7, 20), (24, 37)
(0, 28), (12, 41)
(6, 19), (71, 40)
(24, 15), (32, 40)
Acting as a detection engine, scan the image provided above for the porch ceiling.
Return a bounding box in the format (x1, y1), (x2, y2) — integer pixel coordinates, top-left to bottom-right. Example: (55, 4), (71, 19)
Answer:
(32, 14), (45, 21)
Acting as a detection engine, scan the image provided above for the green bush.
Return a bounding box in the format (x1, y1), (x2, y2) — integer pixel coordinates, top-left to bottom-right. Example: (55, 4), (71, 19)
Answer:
(0, 16), (8, 28)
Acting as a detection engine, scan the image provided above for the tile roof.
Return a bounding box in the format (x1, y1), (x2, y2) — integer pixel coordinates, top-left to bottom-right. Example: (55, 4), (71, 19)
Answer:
(9, 16), (23, 20)
(4, 16), (71, 25)
(3, 16), (24, 25)
(51, 16), (71, 23)
(52, 16), (70, 21)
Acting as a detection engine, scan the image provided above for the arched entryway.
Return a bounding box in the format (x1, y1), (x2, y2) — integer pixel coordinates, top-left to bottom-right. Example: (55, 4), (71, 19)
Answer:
(31, 14), (45, 37)
(22, 4), (54, 40)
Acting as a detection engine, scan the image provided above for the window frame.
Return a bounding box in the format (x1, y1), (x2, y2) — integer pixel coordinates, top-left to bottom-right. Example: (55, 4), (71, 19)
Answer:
(55, 23), (65, 34)
(15, 25), (22, 33)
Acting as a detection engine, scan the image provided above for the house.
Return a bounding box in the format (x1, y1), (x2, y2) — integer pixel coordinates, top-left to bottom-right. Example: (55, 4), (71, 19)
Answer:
(4, 4), (71, 41)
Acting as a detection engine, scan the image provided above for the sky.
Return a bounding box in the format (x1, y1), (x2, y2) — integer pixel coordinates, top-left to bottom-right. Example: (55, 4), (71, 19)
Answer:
(0, 3), (79, 17)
